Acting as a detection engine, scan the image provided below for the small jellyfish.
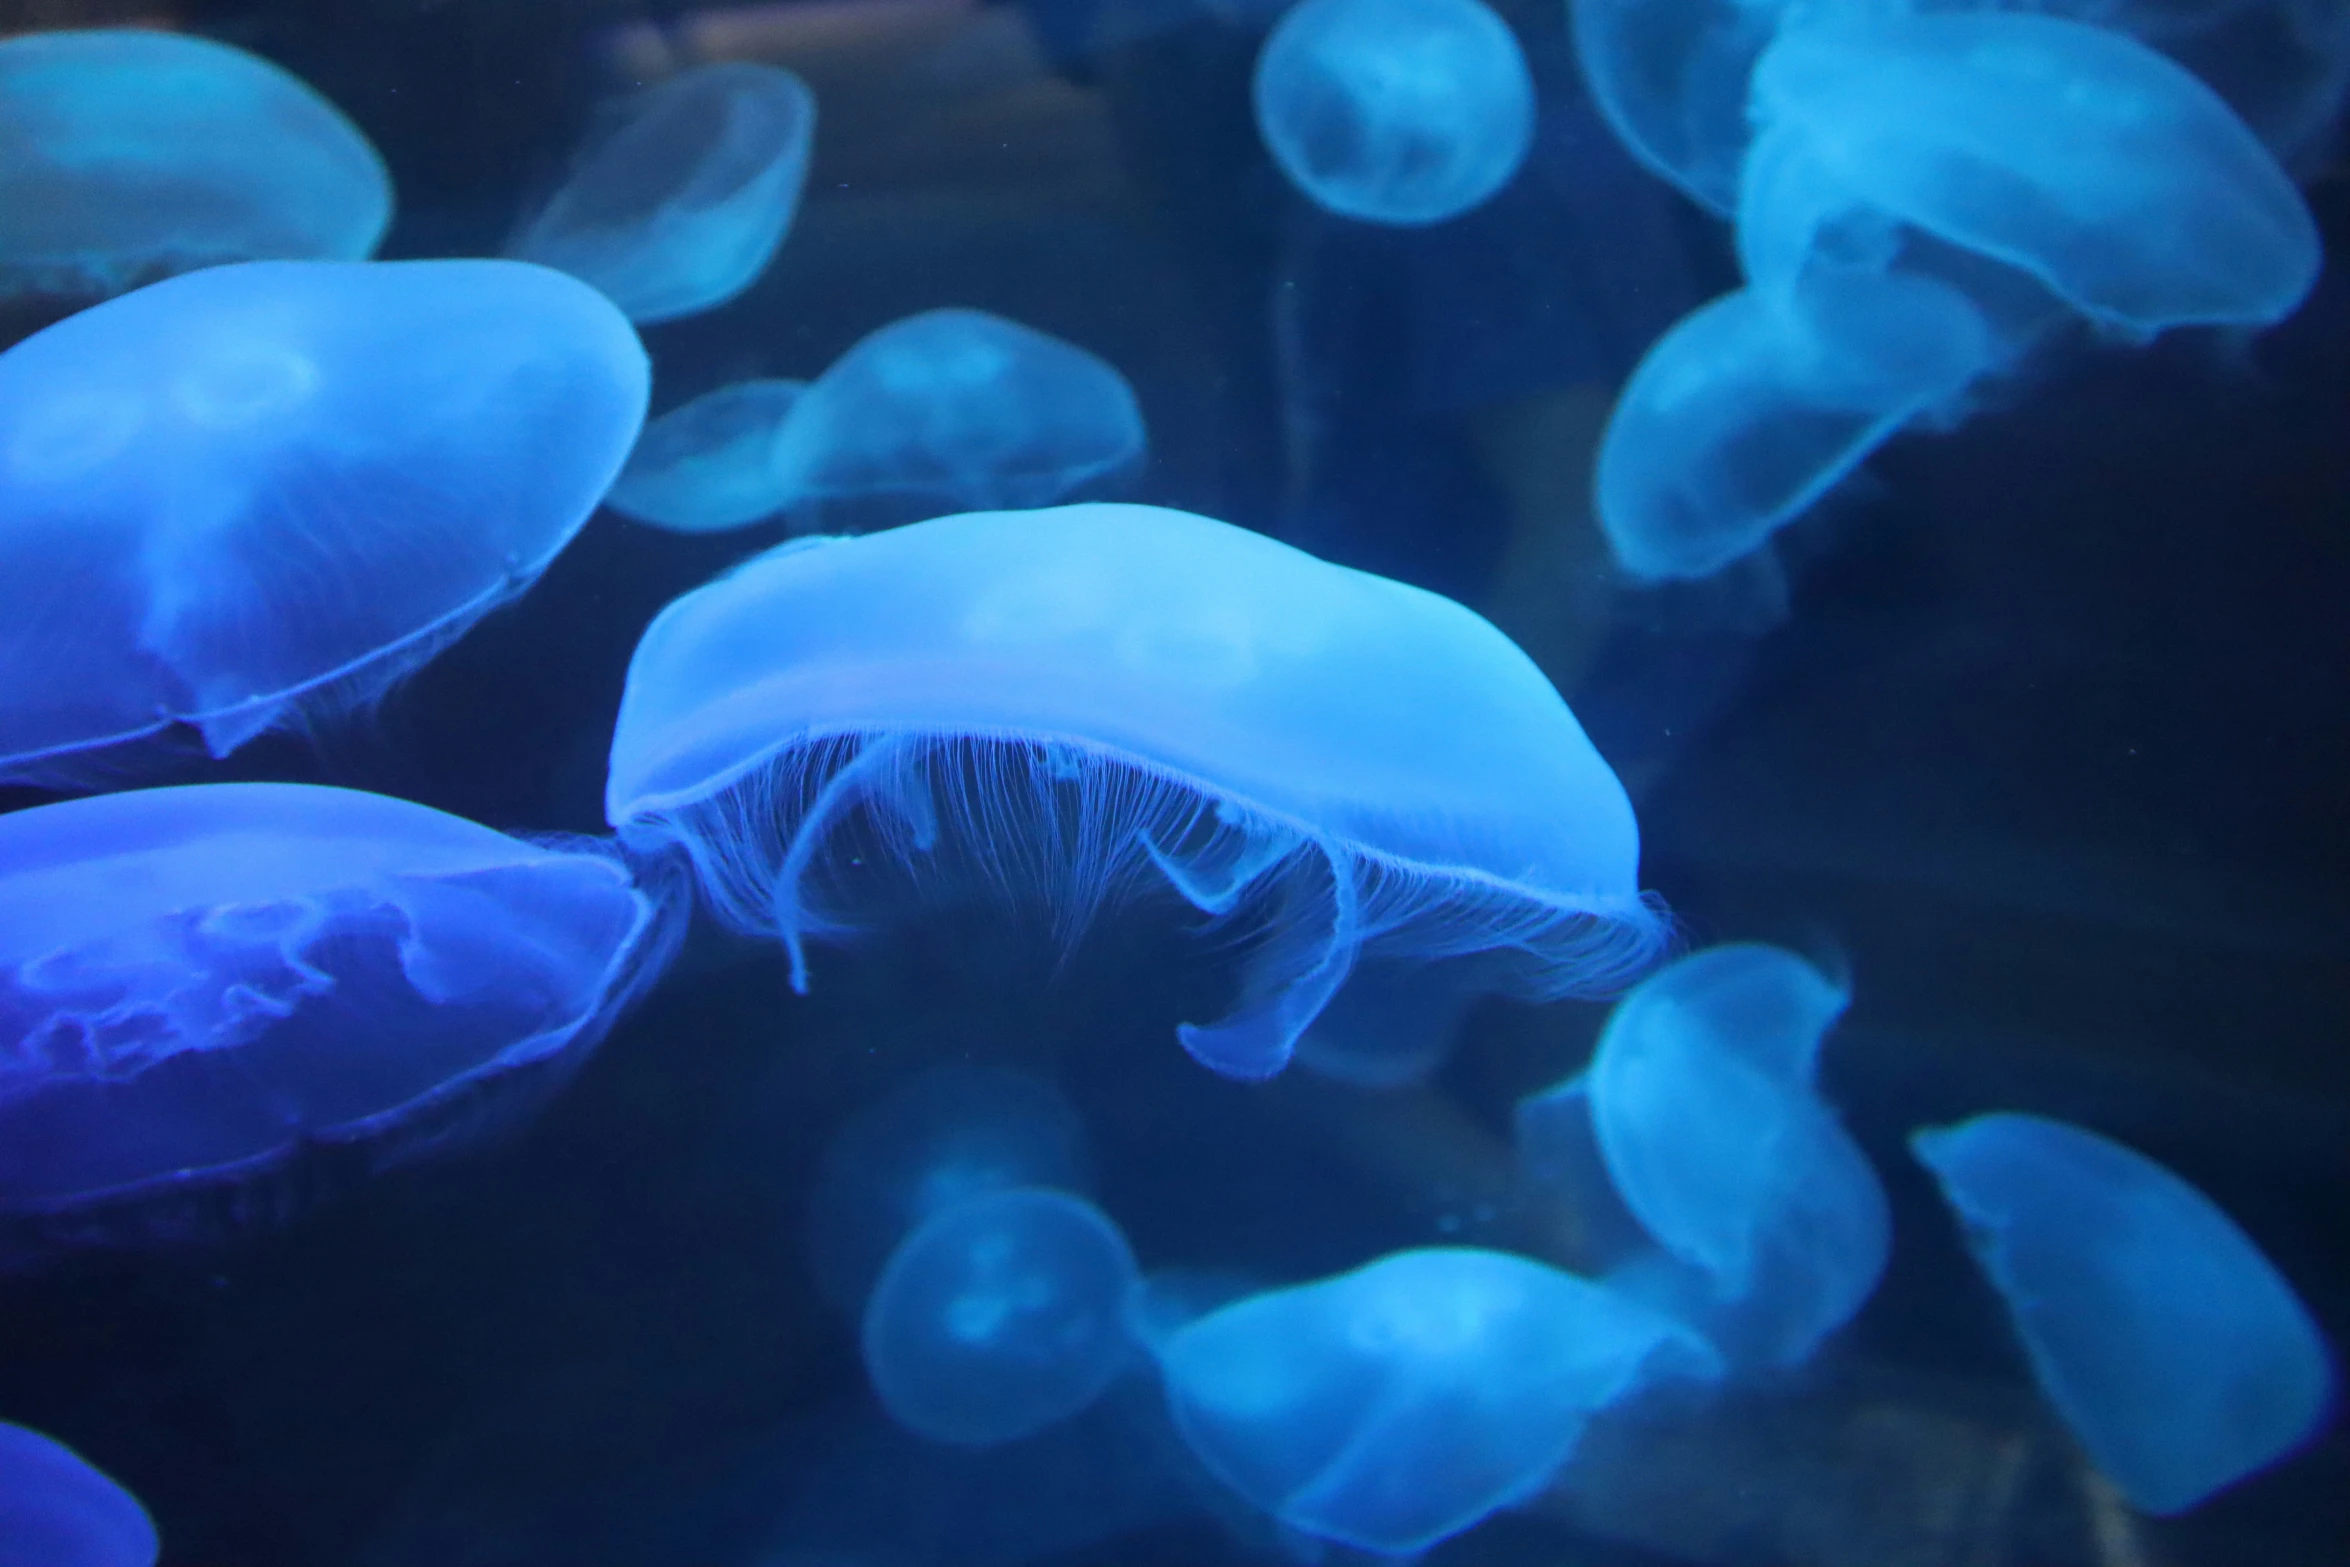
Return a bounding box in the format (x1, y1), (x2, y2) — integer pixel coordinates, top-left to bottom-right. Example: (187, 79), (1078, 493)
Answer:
(1911, 1112), (2335, 1514)
(1155, 1247), (1720, 1554)
(0, 29), (391, 300)
(1252, 0), (1535, 225)
(604, 378), (807, 535)
(769, 310), (1144, 526)
(1569, 0), (1792, 214)
(510, 62), (816, 324)
(0, 1420), (157, 1567)
(606, 504), (1663, 1082)
(0, 259), (648, 786)
(862, 1186), (1140, 1447)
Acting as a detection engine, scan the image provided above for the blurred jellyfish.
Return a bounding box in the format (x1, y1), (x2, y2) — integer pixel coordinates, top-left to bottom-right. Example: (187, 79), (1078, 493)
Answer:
(1252, 0), (1535, 225)
(769, 310), (1145, 525)
(1569, 0), (1792, 214)
(0, 783), (677, 1257)
(863, 1187), (1140, 1447)
(0, 258), (647, 786)
(606, 504), (1664, 1081)
(0, 30), (391, 300)
(1912, 1112), (2335, 1513)
(0, 1420), (158, 1567)
(605, 378), (807, 534)
(510, 62), (816, 324)
(1155, 1247), (1721, 1553)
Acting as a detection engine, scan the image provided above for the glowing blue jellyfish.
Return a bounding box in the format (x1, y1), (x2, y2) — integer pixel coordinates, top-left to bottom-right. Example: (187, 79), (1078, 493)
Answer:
(1570, 0), (1791, 214)
(769, 310), (1145, 524)
(0, 1420), (157, 1567)
(604, 378), (807, 535)
(862, 1186), (1140, 1447)
(1253, 0), (1535, 225)
(0, 30), (391, 300)
(606, 504), (1663, 1081)
(1155, 1247), (1720, 1553)
(0, 258), (647, 786)
(0, 783), (675, 1255)
(1912, 1112), (2335, 1514)
(510, 62), (816, 324)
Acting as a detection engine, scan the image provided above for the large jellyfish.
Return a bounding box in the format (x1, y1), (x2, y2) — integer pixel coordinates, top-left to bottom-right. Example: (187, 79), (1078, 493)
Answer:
(862, 1186), (1140, 1447)
(1569, 0), (1793, 215)
(1252, 0), (1535, 225)
(1911, 1112), (2335, 1513)
(0, 1420), (158, 1567)
(509, 62), (816, 324)
(0, 783), (676, 1257)
(604, 378), (807, 535)
(0, 258), (648, 786)
(0, 29), (391, 300)
(605, 504), (1663, 1081)
(1154, 1247), (1721, 1554)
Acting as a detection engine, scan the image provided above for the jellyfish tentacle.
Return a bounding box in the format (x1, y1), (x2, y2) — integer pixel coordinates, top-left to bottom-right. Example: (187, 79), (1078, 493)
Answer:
(1177, 842), (1360, 1080)
(770, 735), (935, 991)
(1138, 805), (1303, 916)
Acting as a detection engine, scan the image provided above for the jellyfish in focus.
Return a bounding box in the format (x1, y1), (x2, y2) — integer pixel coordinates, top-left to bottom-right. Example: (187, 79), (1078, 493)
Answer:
(1569, 0), (1792, 214)
(510, 62), (816, 324)
(0, 783), (676, 1256)
(0, 1420), (157, 1567)
(862, 1186), (1140, 1447)
(1252, 0), (1535, 225)
(1912, 1112), (2335, 1513)
(605, 504), (1664, 1082)
(1154, 1247), (1720, 1553)
(0, 29), (391, 300)
(604, 378), (807, 534)
(0, 258), (648, 786)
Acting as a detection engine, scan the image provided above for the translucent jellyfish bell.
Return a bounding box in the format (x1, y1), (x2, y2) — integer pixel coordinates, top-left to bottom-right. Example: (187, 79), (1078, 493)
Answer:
(1912, 1112), (2335, 1514)
(606, 504), (1663, 1082)
(605, 378), (807, 535)
(0, 1420), (158, 1567)
(1252, 0), (1535, 226)
(0, 259), (648, 786)
(0, 29), (392, 300)
(862, 1187), (1140, 1447)
(1570, 0), (1792, 214)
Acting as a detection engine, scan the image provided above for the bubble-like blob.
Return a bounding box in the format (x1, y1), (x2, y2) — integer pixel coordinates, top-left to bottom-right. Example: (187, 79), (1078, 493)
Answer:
(0, 1419), (158, 1567)
(0, 783), (675, 1255)
(1569, 0), (1791, 214)
(1911, 1112), (2335, 1514)
(605, 378), (807, 535)
(0, 29), (391, 300)
(770, 310), (1145, 523)
(606, 504), (1662, 1081)
(0, 259), (648, 786)
(1155, 1247), (1720, 1553)
(510, 62), (816, 324)
(862, 1186), (1140, 1447)
(1252, 0), (1535, 225)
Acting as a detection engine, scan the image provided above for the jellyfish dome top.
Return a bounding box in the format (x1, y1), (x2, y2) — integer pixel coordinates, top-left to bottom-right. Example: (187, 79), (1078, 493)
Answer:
(1154, 1247), (1722, 1554)
(606, 503), (1664, 1081)
(509, 61), (816, 324)
(1912, 1112), (2336, 1514)
(0, 783), (676, 1257)
(0, 258), (648, 787)
(605, 378), (808, 535)
(0, 1419), (158, 1567)
(0, 29), (392, 300)
(1252, 0), (1535, 226)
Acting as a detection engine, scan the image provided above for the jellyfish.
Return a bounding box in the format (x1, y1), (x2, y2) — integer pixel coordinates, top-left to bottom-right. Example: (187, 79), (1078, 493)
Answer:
(0, 783), (676, 1256)
(604, 378), (807, 535)
(605, 504), (1663, 1081)
(0, 1420), (158, 1567)
(1154, 1247), (1721, 1553)
(0, 258), (648, 787)
(509, 62), (816, 324)
(1569, 0), (1794, 214)
(1911, 1112), (2335, 1513)
(0, 29), (391, 301)
(768, 310), (1145, 525)
(862, 1186), (1140, 1447)
(1252, 0), (1535, 225)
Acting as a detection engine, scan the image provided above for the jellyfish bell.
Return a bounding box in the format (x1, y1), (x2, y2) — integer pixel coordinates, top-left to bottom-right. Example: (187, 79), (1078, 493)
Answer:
(0, 1420), (158, 1567)
(605, 378), (807, 535)
(1569, 0), (1793, 214)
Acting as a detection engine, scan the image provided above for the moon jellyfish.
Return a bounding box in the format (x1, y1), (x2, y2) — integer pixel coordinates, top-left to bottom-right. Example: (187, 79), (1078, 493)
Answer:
(1155, 1247), (1720, 1554)
(0, 1420), (158, 1567)
(862, 1186), (1140, 1447)
(1911, 1112), (2335, 1514)
(605, 378), (807, 535)
(1570, 0), (1791, 214)
(0, 258), (648, 786)
(0, 783), (676, 1256)
(0, 29), (391, 300)
(606, 503), (1663, 1082)
(769, 310), (1145, 524)
(1253, 0), (1534, 226)
(510, 62), (816, 324)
